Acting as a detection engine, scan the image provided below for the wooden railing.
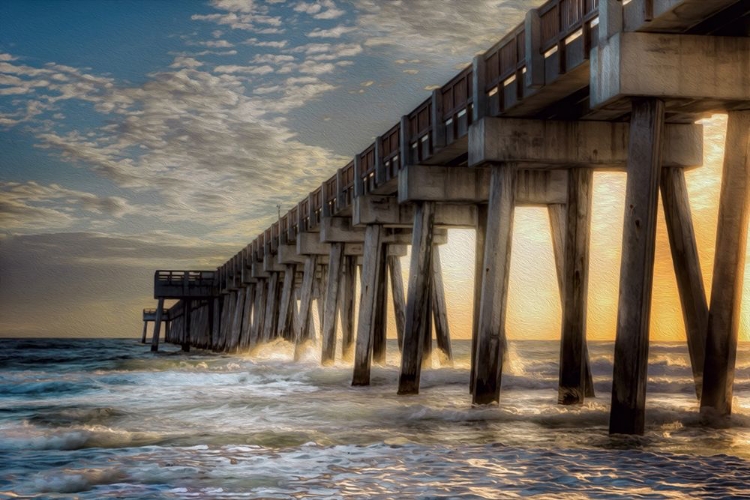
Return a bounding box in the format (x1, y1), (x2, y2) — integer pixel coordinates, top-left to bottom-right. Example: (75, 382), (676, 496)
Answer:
(406, 98), (433, 165)
(271, 221), (279, 250)
(381, 123), (400, 182)
(484, 23), (527, 114)
(540, 0), (598, 51)
(325, 173), (337, 215)
(211, 0), (613, 273)
(440, 65), (474, 144)
(340, 161), (355, 210)
(359, 144), (377, 194)
(289, 206), (299, 242)
(310, 187), (323, 229)
(299, 198), (310, 232)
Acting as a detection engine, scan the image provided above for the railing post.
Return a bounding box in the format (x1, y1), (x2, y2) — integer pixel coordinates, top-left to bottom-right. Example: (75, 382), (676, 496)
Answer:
(399, 115), (411, 167)
(354, 154), (364, 197)
(431, 89), (446, 149)
(472, 55), (489, 122)
(599, 0), (623, 45)
(336, 168), (345, 211)
(525, 8), (544, 89)
(322, 180), (331, 218)
(375, 136), (386, 187)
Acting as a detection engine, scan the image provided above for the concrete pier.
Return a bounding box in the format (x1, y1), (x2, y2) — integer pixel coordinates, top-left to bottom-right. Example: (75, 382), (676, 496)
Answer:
(143, 0), (749, 436)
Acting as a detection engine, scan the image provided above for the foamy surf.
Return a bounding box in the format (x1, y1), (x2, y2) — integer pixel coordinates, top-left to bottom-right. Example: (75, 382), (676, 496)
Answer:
(1, 338), (750, 498)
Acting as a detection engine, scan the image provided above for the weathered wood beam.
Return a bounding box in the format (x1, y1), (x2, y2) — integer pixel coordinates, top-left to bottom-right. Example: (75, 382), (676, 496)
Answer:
(388, 256), (406, 351)
(472, 165), (516, 405)
(322, 243), (344, 365)
(150, 297), (165, 352)
(340, 255), (357, 358)
(294, 255), (318, 361)
(701, 110), (750, 417)
(610, 98), (665, 435)
(398, 202), (435, 395)
(470, 204), (488, 394)
(431, 246), (452, 364)
(660, 167), (708, 399)
(558, 169), (593, 405)
(353, 225), (384, 385)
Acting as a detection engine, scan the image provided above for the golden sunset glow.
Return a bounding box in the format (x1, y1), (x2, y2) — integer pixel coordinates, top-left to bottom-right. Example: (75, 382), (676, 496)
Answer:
(430, 115), (749, 342)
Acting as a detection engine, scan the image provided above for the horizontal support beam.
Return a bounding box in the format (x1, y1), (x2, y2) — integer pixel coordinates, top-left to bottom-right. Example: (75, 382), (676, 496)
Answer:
(320, 216), (365, 243)
(470, 117), (703, 170)
(396, 166), (569, 205)
(263, 253), (286, 273)
(591, 33), (750, 112)
(355, 194), (480, 227)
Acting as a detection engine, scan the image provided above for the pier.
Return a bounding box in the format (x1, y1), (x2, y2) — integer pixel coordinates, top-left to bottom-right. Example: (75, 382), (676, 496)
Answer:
(142, 0), (750, 435)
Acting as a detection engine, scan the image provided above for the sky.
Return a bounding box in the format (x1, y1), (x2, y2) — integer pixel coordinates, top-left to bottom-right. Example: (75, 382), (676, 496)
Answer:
(0, 0), (747, 342)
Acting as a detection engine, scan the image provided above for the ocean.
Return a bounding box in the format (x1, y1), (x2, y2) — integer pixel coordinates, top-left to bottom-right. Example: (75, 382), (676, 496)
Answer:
(1, 338), (750, 498)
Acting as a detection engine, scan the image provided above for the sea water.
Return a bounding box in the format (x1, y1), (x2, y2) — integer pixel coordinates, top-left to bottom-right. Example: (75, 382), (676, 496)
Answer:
(1, 338), (750, 498)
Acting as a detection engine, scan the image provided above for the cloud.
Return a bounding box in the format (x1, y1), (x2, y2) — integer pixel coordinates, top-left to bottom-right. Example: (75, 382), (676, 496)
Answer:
(0, 181), (137, 233)
(307, 25), (355, 38)
(355, 0), (536, 59)
(294, 0), (344, 19)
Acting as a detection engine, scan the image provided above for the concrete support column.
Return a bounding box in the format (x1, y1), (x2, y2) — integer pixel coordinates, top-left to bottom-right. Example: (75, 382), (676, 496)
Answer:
(431, 245), (452, 364)
(141, 321), (148, 344)
(472, 165), (516, 405)
(182, 299), (192, 352)
(352, 225), (384, 385)
(701, 110), (750, 416)
(470, 204), (488, 394)
(372, 242), (389, 364)
(295, 255), (318, 361)
(610, 98), (665, 435)
(558, 168), (593, 405)
(230, 288), (246, 352)
(263, 273), (280, 343)
(240, 284), (255, 351)
(322, 243), (344, 365)
(150, 297), (165, 352)
(340, 256), (357, 358)
(660, 167), (708, 399)
(211, 297), (221, 351)
(388, 256), (406, 351)
(277, 265), (296, 341)
(398, 202), (435, 395)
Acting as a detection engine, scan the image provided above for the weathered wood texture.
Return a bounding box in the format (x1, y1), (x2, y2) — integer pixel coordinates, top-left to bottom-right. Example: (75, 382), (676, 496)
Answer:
(277, 266), (296, 341)
(660, 167), (708, 399)
(182, 299), (192, 352)
(548, 203), (595, 399)
(558, 169), (593, 405)
(388, 256), (406, 351)
(398, 202), (435, 395)
(372, 242), (389, 364)
(262, 273), (280, 343)
(295, 255), (318, 361)
(701, 110), (750, 416)
(240, 284), (255, 350)
(340, 256), (357, 357)
(610, 98), (665, 435)
(431, 246), (453, 363)
(211, 297), (221, 350)
(150, 297), (165, 352)
(322, 243), (344, 365)
(470, 204), (488, 394)
(352, 225), (384, 385)
(230, 288), (245, 351)
(473, 165), (516, 405)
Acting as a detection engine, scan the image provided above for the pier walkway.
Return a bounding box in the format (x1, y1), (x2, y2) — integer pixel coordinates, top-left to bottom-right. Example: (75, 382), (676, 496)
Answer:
(141, 0), (750, 435)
